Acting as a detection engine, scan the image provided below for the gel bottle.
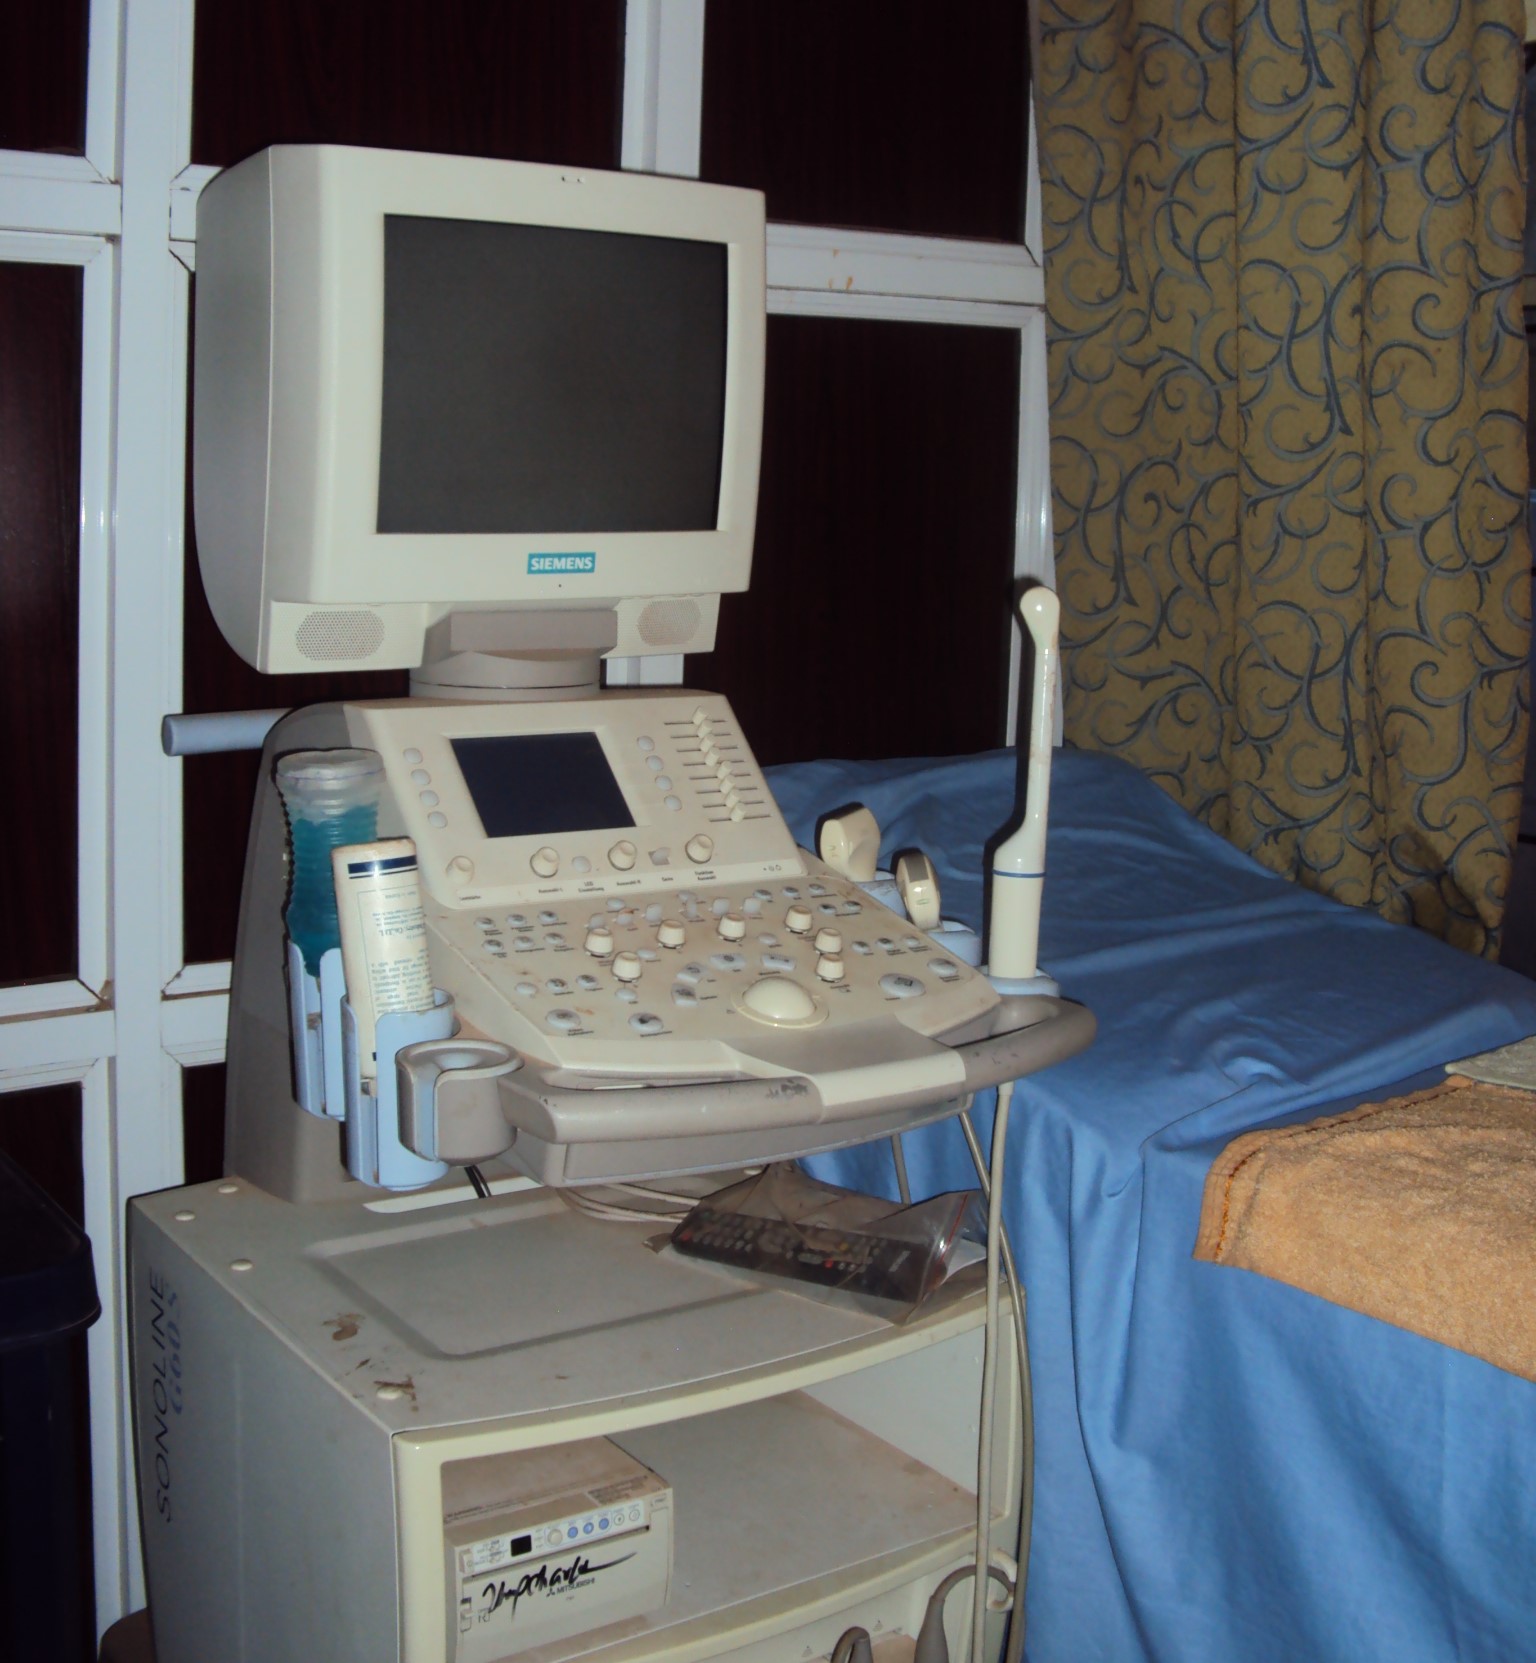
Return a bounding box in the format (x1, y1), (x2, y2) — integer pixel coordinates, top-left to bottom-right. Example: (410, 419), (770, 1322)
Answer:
(274, 748), (384, 975)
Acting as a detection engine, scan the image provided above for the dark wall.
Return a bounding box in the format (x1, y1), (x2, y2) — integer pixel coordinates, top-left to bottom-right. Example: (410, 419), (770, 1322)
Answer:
(0, 265), (81, 987)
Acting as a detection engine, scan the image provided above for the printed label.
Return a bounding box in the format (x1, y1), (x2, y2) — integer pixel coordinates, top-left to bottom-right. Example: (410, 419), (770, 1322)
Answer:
(146, 1268), (183, 1522)
(528, 553), (597, 575)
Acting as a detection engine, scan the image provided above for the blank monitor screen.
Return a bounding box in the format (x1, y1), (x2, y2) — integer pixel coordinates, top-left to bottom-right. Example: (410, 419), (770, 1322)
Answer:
(379, 216), (728, 536)
(450, 733), (635, 840)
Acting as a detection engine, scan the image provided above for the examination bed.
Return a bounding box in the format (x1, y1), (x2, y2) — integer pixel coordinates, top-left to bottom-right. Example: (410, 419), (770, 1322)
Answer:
(766, 746), (1536, 1663)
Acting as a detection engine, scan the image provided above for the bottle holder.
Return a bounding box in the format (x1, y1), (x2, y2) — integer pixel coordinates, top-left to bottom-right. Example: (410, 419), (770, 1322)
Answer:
(287, 938), (454, 1190)
(288, 941), (348, 1122)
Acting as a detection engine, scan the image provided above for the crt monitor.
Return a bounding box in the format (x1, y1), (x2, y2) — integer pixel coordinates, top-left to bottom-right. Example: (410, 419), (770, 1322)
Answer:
(191, 145), (767, 686)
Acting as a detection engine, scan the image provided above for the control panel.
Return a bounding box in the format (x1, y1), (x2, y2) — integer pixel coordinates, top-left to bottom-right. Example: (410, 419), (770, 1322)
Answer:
(425, 856), (995, 1081)
(338, 693), (1000, 1084)
(345, 692), (802, 908)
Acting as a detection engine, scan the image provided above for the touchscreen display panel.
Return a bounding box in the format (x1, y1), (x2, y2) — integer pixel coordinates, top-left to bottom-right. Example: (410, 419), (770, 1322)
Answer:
(450, 733), (635, 840)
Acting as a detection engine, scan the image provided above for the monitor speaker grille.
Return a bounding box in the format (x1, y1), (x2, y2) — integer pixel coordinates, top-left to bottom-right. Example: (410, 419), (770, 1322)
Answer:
(294, 609), (386, 662)
(636, 598), (701, 648)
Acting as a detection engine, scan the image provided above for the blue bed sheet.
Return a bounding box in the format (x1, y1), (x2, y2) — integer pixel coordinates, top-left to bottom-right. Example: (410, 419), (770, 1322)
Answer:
(766, 746), (1536, 1663)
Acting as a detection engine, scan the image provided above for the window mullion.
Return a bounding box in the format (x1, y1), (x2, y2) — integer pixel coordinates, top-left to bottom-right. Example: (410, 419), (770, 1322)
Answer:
(621, 0), (706, 177)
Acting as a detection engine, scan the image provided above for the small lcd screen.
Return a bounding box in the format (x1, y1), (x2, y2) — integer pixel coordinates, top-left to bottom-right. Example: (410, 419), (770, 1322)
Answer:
(450, 733), (634, 840)
(379, 216), (728, 535)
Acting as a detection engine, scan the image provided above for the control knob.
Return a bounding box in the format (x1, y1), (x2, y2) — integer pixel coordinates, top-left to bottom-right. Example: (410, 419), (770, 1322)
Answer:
(685, 833), (715, 865)
(608, 840), (638, 871)
(530, 846), (559, 878)
(584, 927), (614, 958)
(785, 903), (814, 935)
(717, 912), (747, 941)
(612, 952), (643, 983)
(816, 954), (846, 983)
(657, 918), (688, 949)
(814, 927), (843, 955)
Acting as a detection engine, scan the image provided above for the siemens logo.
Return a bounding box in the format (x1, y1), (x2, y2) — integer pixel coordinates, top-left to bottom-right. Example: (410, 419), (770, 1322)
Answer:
(528, 553), (597, 574)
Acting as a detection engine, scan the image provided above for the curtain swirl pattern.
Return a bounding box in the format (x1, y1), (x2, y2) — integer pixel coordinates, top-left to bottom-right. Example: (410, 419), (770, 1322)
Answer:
(1037, 0), (1529, 956)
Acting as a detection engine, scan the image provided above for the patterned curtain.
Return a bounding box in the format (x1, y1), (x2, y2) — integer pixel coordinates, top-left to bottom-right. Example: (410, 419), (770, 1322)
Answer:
(1036, 0), (1529, 956)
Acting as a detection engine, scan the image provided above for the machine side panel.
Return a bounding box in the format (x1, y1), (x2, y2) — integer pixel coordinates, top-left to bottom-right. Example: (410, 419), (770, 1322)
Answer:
(130, 1208), (241, 1661)
(225, 702), (358, 1201)
(130, 1203), (400, 1663)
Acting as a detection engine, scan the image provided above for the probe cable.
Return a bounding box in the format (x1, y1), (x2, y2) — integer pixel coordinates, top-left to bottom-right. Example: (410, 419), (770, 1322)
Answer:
(954, 1086), (1032, 1663)
(897, 1080), (1028, 1663)
(971, 1077), (1012, 1663)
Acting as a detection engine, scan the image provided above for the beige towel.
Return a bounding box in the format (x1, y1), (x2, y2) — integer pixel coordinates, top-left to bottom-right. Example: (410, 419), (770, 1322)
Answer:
(1194, 1076), (1536, 1381)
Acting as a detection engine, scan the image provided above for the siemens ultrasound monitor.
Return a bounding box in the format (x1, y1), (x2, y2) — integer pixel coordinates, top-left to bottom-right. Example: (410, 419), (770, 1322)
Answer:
(193, 145), (766, 692)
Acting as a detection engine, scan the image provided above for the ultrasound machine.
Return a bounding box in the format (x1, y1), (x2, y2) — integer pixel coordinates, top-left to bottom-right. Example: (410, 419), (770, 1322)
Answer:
(128, 145), (1091, 1663)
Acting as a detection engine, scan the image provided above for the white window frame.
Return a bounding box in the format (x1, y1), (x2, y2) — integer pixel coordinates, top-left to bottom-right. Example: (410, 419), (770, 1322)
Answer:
(0, 0), (1049, 1639)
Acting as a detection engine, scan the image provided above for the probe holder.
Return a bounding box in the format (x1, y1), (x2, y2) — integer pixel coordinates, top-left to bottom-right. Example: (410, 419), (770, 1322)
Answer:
(396, 1038), (520, 1166)
(858, 872), (982, 967)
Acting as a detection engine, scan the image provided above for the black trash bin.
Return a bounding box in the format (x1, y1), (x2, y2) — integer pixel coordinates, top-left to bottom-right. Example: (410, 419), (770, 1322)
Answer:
(0, 1150), (101, 1662)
